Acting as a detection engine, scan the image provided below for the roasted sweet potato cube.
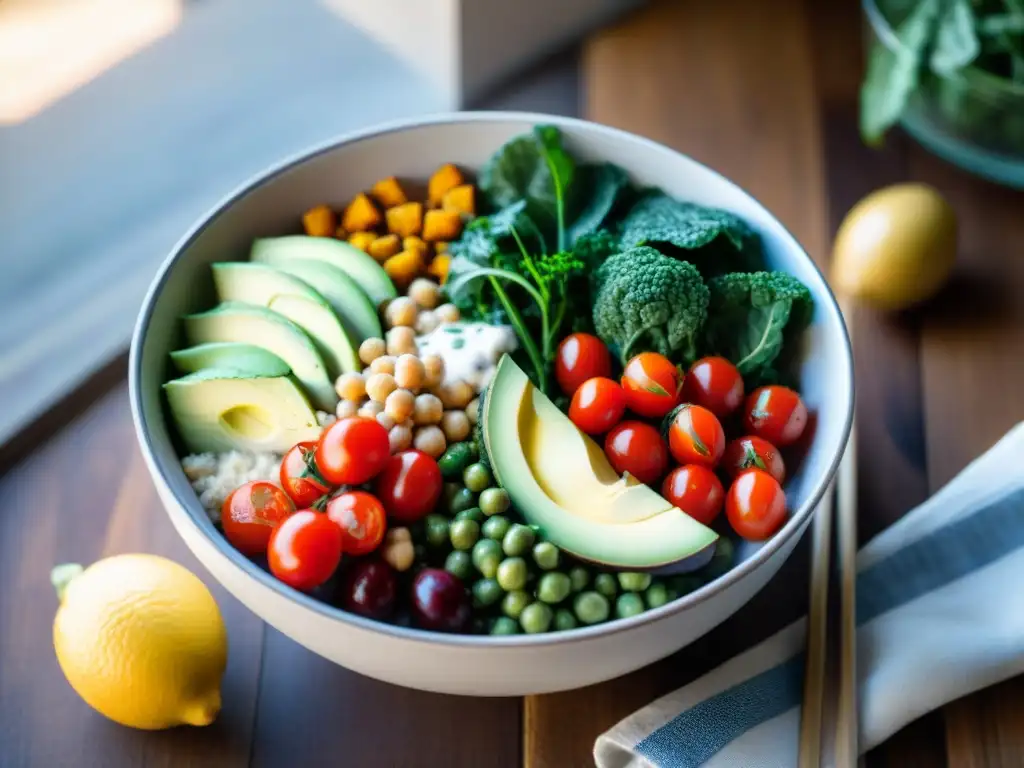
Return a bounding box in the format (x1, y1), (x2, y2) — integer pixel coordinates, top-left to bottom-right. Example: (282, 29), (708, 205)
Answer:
(428, 164), (464, 207)
(348, 231), (376, 252)
(423, 209), (463, 242)
(386, 202), (423, 238)
(368, 234), (401, 262)
(302, 205), (337, 237)
(383, 249), (424, 288)
(403, 236), (429, 257)
(427, 254), (451, 284)
(341, 193), (382, 232)
(441, 185), (475, 217)
(370, 176), (408, 208)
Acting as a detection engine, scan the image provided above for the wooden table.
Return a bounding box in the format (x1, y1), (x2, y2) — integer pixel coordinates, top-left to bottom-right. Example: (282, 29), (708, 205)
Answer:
(3, 1), (1024, 765)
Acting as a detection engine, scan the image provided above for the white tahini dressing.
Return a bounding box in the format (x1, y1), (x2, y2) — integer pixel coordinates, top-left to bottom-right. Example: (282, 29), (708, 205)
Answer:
(416, 322), (518, 391)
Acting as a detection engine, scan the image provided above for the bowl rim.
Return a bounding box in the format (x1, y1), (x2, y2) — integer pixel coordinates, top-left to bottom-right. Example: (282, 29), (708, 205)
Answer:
(862, 0), (1024, 98)
(129, 110), (854, 648)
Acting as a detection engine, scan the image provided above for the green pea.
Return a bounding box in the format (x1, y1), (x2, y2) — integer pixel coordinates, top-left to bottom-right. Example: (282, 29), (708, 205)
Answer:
(479, 487), (511, 517)
(519, 602), (554, 634)
(482, 515), (511, 541)
(573, 591), (610, 625)
(669, 575), (704, 596)
(454, 507), (484, 523)
(424, 514), (450, 547)
(444, 550), (473, 581)
(463, 462), (493, 493)
(472, 578), (504, 608)
(615, 592), (645, 619)
(703, 537), (735, 580)
(438, 442), (475, 479)
(537, 572), (572, 604)
(448, 487), (477, 514)
(496, 557), (528, 591)
(594, 573), (618, 598)
(532, 541), (560, 571)
(502, 589), (531, 619)
(569, 566), (590, 592)
(645, 582), (671, 609)
(618, 572), (652, 592)
(502, 524), (536, 556)
(441, 481), (462, 510)
(490, 616), (519, 636)
(472, 538), (503, 578)
(553, 609), (578, 632)
(450, 519), (480, 550)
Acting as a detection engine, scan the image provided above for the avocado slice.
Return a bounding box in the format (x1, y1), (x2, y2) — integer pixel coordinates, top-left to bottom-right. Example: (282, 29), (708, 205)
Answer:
(211, 262), (359, 378)
(250, 236), (396, 307)
(170, 342), (289, 376)
(249, 256), (381, 342)
(482, 356), (718, 572)
(164, 367), (320, 454)
(183, 303), (337, 411)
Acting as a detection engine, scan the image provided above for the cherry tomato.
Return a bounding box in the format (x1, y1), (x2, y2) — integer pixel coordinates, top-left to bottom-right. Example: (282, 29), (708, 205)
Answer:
(410, 568), (471, 632)
(744, 386), (808, 447)
(604, 421), (669, 485)
(620, 352), (683, 419)
(326, 491), (388, 555)
(665, 404), (726, 468)
(661, 464), (725, 526)
(280, 441), (332, 507)
(722, 436), (786, 484)
(726, 469), (788, 541)
(338, 558), (397, 619)
(683, 357), (744, 418)
(267, 510), (343, 591)
(374, 450), (443, 523)
(569, 377), (626, 435)
(555, 333), (612, 396)
(221, 481), (295, 556)
(316, 417), (390, 485)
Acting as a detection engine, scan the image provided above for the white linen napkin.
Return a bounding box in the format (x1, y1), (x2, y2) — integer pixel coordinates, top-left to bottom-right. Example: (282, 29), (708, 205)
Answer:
(596, 422), (1024, 768)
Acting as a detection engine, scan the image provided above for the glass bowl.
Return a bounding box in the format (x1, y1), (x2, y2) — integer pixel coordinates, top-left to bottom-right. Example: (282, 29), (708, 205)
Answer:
(863, 0), (1024, 188)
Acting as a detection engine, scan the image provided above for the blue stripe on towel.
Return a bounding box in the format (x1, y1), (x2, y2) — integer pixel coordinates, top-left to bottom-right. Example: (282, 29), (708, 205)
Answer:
(635, 486), (1024, 767)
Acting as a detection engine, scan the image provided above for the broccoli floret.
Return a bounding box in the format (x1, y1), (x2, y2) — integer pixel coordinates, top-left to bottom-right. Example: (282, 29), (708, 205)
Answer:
(591, 246), (709, 364)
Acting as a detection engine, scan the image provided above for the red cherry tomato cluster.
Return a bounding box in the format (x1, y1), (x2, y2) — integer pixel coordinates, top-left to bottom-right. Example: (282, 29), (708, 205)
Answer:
(220, 417), (443, 598)
(558, 335), (810, 543)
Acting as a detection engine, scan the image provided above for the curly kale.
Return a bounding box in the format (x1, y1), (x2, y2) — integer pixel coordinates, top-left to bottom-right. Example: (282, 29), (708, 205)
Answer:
(591, 247), (709, 364)
(702, 271), (813, 380)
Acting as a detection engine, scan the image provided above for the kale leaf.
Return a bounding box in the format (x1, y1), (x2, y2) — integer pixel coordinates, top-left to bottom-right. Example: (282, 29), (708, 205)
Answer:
(566, 163), (631, 245)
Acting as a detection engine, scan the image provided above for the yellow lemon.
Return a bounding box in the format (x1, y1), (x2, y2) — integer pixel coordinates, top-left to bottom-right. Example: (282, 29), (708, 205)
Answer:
(52, 554), (228, 730)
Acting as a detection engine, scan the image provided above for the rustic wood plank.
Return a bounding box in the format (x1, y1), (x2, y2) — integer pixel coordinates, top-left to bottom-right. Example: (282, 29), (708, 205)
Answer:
(0, 383), (262, 768)
(909, 150), (1024, 768)
(525, 1), (829, 764)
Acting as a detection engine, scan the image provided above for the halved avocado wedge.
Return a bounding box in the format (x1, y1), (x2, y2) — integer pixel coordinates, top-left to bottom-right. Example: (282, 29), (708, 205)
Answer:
(170, 342), (289, 377)
(482, 356), (718, 572)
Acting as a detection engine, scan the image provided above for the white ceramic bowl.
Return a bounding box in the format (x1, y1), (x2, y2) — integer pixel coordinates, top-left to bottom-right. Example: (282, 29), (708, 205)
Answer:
(130, 112), (854, 696)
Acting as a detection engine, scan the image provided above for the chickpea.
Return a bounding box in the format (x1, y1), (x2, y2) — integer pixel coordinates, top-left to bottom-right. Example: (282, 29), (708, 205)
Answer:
(389, 424), (413, 453)
(415, 310), (439, 336)
(401, 418), (415, 430)
(336, 399), (360, 419)
(394, 354), (425, 391)
(334, 371), (366, 401)
(408, 278), (442, 309)
(357, 400), (384, 419)
(385, 297), (418, 329)
(414, 425), (447, 458)
(413, 393), (444, 425)
(358, 337), (386, 366)
(386, 326), (417, 357)
(438, 380), (474, 410)
(421, 354), (445, 389)
(385, 388), (416, 423)
(466, 397), (480, 425)
(376, 411), (397, 431)
(317, 411), (338, 428)
(382, 527), (415, 572)
(435, 303), (460, 324)
(365, 372), (398, 403)
(441, 410), (471, 442)
(369, 354), (396, 375)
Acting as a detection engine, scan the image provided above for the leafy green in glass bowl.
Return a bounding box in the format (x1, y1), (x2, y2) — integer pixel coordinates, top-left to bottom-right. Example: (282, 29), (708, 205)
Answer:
(861, 0), (1024, 187)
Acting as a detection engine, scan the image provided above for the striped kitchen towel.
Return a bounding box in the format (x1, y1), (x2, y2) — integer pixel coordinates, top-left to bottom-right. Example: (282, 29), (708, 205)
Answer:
(596, 422), (1024, 768)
